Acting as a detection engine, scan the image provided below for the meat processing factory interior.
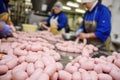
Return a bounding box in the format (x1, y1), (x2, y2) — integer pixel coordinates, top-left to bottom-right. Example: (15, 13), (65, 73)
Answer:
(0, 0), (120, 80)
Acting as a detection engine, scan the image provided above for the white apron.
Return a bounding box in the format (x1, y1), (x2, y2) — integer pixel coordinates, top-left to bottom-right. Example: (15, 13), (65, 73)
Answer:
(50, 16), (65, 35)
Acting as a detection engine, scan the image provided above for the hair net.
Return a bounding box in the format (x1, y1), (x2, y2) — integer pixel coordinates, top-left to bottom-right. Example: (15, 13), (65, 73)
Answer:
(53, 1), (63, 10)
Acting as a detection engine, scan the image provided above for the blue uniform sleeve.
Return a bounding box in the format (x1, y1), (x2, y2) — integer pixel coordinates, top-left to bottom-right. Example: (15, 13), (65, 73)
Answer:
(0, 21), (12, 37)
(0, 0), (8, 14)
(57, 14), (67, 29)
(95, 8), (111, 42)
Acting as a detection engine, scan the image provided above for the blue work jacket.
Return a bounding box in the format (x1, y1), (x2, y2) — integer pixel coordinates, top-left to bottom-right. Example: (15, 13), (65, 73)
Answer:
(80, 2), (111, 42)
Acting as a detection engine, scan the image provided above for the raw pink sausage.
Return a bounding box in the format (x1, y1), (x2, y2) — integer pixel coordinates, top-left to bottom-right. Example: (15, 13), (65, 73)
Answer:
(73, 63), (80, 68)
(55, 62), (63, 71)
(65, 65), (77, 74)
(107, 56), (115, 63)
(29, 68), (43, 80)
(89, 71), (98, 80)
(38, 73), (49, 80)
(0, 65), (8, 75)
(0, 70), (12, 80)
(109, 69), (120, 80)
(81, 61), (94, 70)
(6, 58), (18, 69)
(102, 64), (112, 73)
(114, 59), (120, 68)
(26, 54), (38, 63)
(94, 64), (103, 74)
(18, 56), (26, 63)
(34, 60), (44, 69)
(72, 72), (81, 80)
(12, 70), (28, 80)
(42, 56), (55, 66)
(44, 64), (57, 76)
(27, 63), (35, 76)
(58, 70), (72, 80)
(50, 72), (58, 80)
(79, 69), (91, 80)
(98, 73), (112, 80)
(12, 62), (28, 73)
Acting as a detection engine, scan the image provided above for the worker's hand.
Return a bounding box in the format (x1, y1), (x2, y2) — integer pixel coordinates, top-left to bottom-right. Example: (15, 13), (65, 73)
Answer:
(75, 28), (83, 36)
(0, 22), (12, 37)
(41, 22), (47, 25)
(41, 22), (45, 27)
(77, 33), (88, 39)
(47, 28), (51, 32)
(40, 22), (49, 30)
(9, 25), (16, 32)
(41, 22), (47, 27)
(6, 20), (16, 32)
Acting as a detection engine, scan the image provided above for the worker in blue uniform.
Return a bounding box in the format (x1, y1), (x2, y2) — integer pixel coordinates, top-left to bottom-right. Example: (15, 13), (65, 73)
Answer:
(76, 0), (111, 51)
(41, 2), (69, 34)
(0, 0), (16, 39)
(0, 0), (9, 14)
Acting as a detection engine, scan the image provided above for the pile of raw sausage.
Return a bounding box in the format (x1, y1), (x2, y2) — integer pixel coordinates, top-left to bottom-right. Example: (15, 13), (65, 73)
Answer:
(0, 54), (63, 80)
(56, 39), (98, 57)
(58, 52), (120, 80)
(0, 31), (120, 80)
(0, 32), (62, 80)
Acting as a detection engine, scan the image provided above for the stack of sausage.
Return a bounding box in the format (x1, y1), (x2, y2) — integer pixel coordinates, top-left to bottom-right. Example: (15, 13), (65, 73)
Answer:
(16, 31), (63, 43)
(37, 31), (63, 43)
(58, 52), (120, 80)
(0, 33), (62, 80)
(56, 39), (98, 57)
(1, 31), (120, 80)
(0, 53), (63, 80)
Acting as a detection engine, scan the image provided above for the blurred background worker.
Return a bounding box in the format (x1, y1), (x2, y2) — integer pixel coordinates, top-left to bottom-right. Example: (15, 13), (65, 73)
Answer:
(41, 1), (69, 34)
(0, 13), (16, 38)
(0, 0), (9, 14)
(76, 0), (111, 52)
(0, 0), (16, 39)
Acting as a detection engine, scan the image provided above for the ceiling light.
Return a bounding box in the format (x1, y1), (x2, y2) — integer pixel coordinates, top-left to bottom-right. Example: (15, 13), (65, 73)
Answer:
(75, 9), (86, 13)
(63, 6), (71, 10)
(66, 1), (79, 8)
(76, 0), (82, 3)
(25, 0), (31, 2)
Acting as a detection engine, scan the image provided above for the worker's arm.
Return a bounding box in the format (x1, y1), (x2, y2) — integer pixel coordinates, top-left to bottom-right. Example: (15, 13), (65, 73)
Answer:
(7, 20), (16, 32)
(41, 22), (49, 30)
(77, 32), (97, 39)
(0, 24), (2, 30)
(40, 15), (52, 30)
(0, 21), (12, 38)
(94, 7), (111, 42)
(5, 13), (16, 32)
